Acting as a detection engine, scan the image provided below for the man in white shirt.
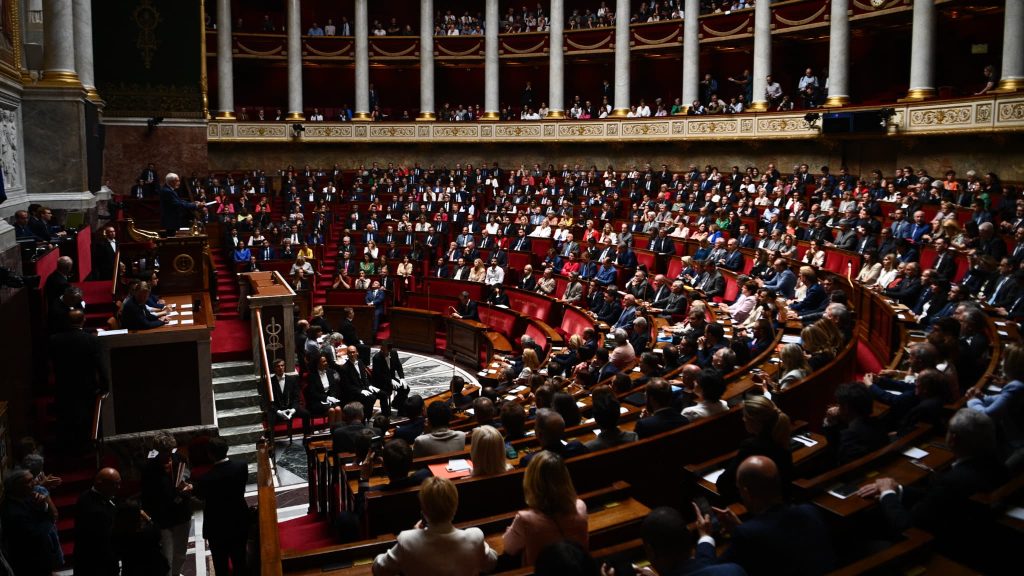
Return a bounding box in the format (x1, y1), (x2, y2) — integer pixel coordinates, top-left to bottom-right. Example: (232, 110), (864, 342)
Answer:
(324, 19), (336, 35)
(484, 259), (505, 285)
(637, 99), (652, 117)
(765, 75), (783, 105)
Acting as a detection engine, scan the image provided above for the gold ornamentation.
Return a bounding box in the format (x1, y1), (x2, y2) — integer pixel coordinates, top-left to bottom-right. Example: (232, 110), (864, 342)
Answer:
(740, 119), (754, 132)
(303, 125), (355, 137)
(433, 126), (479, 138)
(774, 3), (829, 27)
(371, 43), (417, 58)
(909, 107), (971, 126)
(370, 126), (417, 138)
(701, 18), (751, 38)
(672, 122), (686, 134)
(481, 126), (493, 137)
(622, 122), (670, 136)
(565, 35), (612, 51)
(997, 102), (1024, 122)
(688, 120), (739, 134)
(494, 124), (542, 137)
(559, 124), (604, 137)
(479, 112), (500, 121)
(235, 124), (288, 138)
(633, 31), (680, 45)
(997, 78), (1024, 92)
(173, 254), (196, 274)
(436, 42), (482, 57)
(975, 104), (992, 124)
(132, 0), (162, 69)
(500, 40), (547, 54)
(236, 41), (284, 57)
(757, 117), (805, 132)
(303, 43), (352, 57)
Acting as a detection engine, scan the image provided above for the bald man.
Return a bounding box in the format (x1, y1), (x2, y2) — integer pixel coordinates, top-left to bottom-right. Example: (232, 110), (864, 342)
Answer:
(74, 468), (122, 575)
(697, 456), (835, 576)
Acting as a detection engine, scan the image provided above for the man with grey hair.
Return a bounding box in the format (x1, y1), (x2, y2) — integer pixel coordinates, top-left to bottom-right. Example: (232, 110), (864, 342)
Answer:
(856, 409), (1008, 555)
(609, 328), (636, 369)
(975, 221), (1007, 261)
(160, 171), (201, 236)
(630, 316), (650, 353)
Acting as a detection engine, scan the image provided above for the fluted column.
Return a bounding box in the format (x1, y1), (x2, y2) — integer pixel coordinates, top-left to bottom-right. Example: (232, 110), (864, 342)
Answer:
(482, 0), (500, 119)
(824, 0), (850, 106)
(546, 0), (566, 118)
(286, 0), (304, 120)
(73, 0), (98, 99)
(215, 0), (235, 118)
(42, 0), (79, 85)
(610, 0), (631, 117)
(748, 0), (772, 111)
(998, 0), (1024, 91)
(680, 0), (699, 113)
(905, 0), (936, 100)
(354, 0), (371, 120)
(418, 0), (435, 120)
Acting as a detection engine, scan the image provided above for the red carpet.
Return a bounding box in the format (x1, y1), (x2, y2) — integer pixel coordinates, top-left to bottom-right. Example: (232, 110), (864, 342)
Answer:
(211, 317), (252, 362)
(278, 513), (338, 552)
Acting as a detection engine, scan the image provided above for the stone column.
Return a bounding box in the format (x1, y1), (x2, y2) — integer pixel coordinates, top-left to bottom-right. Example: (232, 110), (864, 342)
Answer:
(546, 0), (565, 118)
(998, 0), (1024, 91)
(215, 0), (235, 118)
(824, 0), (850, 106)
(418, 0), (435, 120)
(748, 0), (771, 111)
(905, 0), (936, 100)
(481, 0), (500, 120)
(610, 0), (631, 117)
(73, 0), (98, 99)
(353, 0), (371, 120)
(42, 0), (79, 84)
(286, 0), (304, 120)
(680, 0), (699, 113)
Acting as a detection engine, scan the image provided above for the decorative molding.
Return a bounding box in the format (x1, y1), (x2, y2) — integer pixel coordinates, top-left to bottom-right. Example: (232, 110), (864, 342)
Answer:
(207, 95), (1024, 144)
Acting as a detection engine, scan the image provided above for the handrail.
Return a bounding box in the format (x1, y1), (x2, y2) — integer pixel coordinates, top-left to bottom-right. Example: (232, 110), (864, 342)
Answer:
(91, 394), (105, 469)
(110, 249), (121, 299)
(253, 307), (275, 403)
(256, 441), (283, 575)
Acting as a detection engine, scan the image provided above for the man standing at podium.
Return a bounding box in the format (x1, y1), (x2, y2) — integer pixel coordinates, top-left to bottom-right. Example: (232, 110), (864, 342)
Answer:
(452, 291), (479, 322)
(159, 173), (200, 237)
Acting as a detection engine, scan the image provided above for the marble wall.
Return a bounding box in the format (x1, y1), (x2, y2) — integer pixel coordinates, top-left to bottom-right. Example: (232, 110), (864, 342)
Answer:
(102, 123), (209, 193)
(22, 94), (87, 194)
(208, 133), (1024, 182)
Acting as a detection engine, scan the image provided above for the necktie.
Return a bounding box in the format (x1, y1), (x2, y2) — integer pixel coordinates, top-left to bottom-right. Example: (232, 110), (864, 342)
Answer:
(989, 278), (1007, 305)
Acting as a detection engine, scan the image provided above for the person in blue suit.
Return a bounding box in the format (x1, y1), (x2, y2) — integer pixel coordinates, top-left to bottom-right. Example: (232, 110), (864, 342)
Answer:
(159, 173), (200, 237)
(365, 280), (387, 336)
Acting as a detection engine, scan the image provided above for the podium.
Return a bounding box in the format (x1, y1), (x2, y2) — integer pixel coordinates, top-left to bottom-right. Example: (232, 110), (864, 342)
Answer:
(157, 234), (209, 294)
(242, 272), (298, 373)
(446, 317), (488, 370)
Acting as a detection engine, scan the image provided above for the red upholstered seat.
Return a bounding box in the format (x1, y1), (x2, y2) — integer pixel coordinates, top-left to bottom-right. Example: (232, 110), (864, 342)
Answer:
(633, 236), (650, 250)
(666, 257), (683, 280)
(424, 278), (485, 302)
(477, 306), (517, 340)
(560, 307), (593, 338)
(635, 249), (656, 273)
(523, 323), (550, 352)
(721, 274), (739, 304)
(822, 248), (859, 277)
(508, 291), (553, 323)
(325, 289), (370, 306)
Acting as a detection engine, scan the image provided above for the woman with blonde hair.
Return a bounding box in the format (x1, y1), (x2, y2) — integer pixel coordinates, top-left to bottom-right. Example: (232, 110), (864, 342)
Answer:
(468, 258), (487, 283)
(873, 253), (898, 289)
(715, 395), (793, 501)
(754, 343), (811, 392)
(471, 425), (511, 477)
(856, 251), (882, 284)
(372, 476), (498, 575)
(520, 349), (540, 378)
(502, 451), (588, 566)
(801, 322), (837, 370)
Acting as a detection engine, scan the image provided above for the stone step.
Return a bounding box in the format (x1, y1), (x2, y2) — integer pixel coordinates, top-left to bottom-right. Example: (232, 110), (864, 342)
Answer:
(247, 462), (258, 485)
(215, 389), (262, 410)
(217, 405), (265, 428)
(227, 443), (257, 463)
(212, 360), (254, 378)
(219, 423), (265, 446)
(212, 373), (260, 393)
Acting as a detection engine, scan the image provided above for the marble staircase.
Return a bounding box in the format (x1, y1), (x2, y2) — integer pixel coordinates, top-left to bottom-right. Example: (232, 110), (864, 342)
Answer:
(212, 360), (262, 483)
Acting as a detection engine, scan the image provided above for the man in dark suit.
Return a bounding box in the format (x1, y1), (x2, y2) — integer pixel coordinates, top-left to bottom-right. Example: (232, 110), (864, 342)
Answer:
(635, 379), (689, 439)
(338, 306), (370, 360)
(159, 172), (200, 237)
(193, 437), (249, 576)
(644, 507), (746, 576)
(702, 456), (835, 576)
(930, 237), (958, 281)
(789, 267), (828, 313)
(452, 290), (480, 322)
(92, 225), (119, 281)
(306, 353), (343, 416)
(264, 359), (312, 441)
(650, 228), (676, 255)
(518, 409), (589, 467)
(882, 262), (923, 306)
(48, 285), (85, 334)
(720, 239), (745, 271)
(365, 280), (387, 336)
(372, 340), (407, 416)
(121, 281), (168, 330)
(74, 468), (122, 576)
(50, 309), (106, 454)
(43, 255), (73, 306)
(822, 382), (889, 466)
(693, 260), (725, 300)
(340, 345), (380, 420)
(856, 409), (1008, 565)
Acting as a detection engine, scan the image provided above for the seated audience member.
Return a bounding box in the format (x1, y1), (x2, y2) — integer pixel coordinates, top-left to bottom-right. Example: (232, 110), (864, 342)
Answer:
(856, 409), (1009, 561)
(503, 451), (589, 566)
(446, 375), (478, 411)
(534, 541), (599, 576)
(520, 409), (589, 467)
(121, 281), (168, 330)
(754, 343), (810, 392)
(868, 367), (950, 436)
(682, 369), (729, 420)
(331, 402), (379, 455)
(717, 396), (793, 502)
(608, 328), (636, 369)
(695, 323), (728, 369)
(635, 378), (690, 439)
(823, 382), (889, 466)
(413, 401), (467, 457)
(699, 456), (835, 575)
(550, 392), (582, 427)
(372, 476), (498, 576)
(639, 507), (746, 576)
(367, 439), (431, 491)
(630, 316), (651, 353)
(471, 396), (498, 428)
(470, 425), (511, 477)
(965, 341), (1024, 460)
(585, 388), (638, 451)
(501, 401), (528, 443)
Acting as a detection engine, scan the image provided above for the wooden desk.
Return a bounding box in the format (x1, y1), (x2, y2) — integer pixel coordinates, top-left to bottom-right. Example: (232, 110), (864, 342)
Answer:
(389, 307), (441, 354)
(97, 293), (215, 435)
(446, 317), (491, 369)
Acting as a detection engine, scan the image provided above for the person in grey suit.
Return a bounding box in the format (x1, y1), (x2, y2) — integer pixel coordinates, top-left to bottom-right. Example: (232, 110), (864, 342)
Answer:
(651, 280), (688, 317)
(560, 272), (584, 305)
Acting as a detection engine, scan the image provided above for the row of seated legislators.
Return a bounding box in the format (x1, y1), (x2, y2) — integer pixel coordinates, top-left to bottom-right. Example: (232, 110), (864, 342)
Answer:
(47, 159), (1019, 574)
(164, 158), (1024, 574)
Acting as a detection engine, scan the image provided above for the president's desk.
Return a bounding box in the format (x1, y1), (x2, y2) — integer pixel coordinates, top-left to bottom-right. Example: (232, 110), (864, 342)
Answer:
(97, 293), (215, 435)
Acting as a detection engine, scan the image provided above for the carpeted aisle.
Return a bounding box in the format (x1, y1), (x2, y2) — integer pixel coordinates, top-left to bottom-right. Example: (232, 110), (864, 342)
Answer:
(210, 248), (253, 362)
